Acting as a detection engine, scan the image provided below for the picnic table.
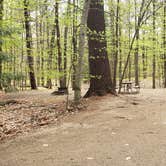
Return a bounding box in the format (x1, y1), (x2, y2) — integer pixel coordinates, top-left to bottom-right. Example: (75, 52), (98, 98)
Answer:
(122, 82), (133, 93)
(121, 81), (140, 93)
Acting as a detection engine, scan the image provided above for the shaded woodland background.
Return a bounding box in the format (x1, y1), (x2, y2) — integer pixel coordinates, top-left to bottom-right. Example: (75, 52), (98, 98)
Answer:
(0, 0), (166, 101)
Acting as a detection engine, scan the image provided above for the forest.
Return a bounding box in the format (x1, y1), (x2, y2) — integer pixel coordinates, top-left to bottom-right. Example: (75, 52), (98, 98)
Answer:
(0, 0), (166, 165)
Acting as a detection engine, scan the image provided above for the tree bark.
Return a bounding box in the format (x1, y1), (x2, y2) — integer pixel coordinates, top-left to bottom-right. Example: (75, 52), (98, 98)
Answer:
(46, 3), (57, 89)
(0, 0), (4, 90)
(152, 0), (156, 89)
(134, 0), (139, 86)
(74, 0), (91, 103)
(63, 0), (71, 91)
(55, 1), (66, 90)
(72, 0), (78, 90)
(109, 0), (116, 83)
(163, 0), (166, 88)
(113, 0), (120, 89)
(85, 0), (114, 97)
(24, 0), (37, 90)
(142, 30), (147, 79)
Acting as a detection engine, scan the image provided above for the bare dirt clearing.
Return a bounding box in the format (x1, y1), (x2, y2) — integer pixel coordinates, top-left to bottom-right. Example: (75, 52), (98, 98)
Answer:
(1, 89), (166, 166)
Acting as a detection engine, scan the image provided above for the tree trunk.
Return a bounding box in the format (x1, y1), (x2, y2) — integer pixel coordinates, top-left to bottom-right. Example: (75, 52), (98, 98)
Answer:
(128, 0), (131, 81)
(74, 0), (91, 103)
(35, 2), (40, 86)
(85, 0), (114, 97)
(118, 0), (151, 93)
(72, 0), (78, 90)
(63, 0), (71, 91)
(135, 31), (139, 86)
(152, 0), (156, 89)
(46, 4), (57, 89)
(55, 1), (66, 90)
(0, 0), (4, 90)
(113, 0), (120, 88)
(109, 0), (116, 83)
(134, 0), (139, 86)
(142, 30), (147, 79)
(24, 0), (37, 90)
(163, 0), (166, 88)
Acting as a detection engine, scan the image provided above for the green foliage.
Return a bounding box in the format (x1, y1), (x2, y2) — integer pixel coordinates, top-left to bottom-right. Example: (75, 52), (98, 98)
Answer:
(0, 52), (11, 62)
(0, 0), (165, 91)
(0, 72), (25, 88)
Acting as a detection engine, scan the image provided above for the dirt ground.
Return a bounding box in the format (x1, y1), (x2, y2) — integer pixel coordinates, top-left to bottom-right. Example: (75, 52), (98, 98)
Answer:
(1, 88), (166, 166)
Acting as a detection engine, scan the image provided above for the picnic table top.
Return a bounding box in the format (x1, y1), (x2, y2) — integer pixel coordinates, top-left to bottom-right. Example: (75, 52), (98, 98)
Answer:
(122, 82), (133, 84)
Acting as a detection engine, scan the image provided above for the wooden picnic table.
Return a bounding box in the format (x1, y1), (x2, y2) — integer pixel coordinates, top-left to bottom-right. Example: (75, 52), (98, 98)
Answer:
(122, 82), (133, 93)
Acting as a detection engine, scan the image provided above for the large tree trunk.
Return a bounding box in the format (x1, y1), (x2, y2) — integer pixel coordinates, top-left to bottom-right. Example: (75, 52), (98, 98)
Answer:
(85, 0), (114, 97)
(0, 0), (4, 90)
(24, 0), (37, 90)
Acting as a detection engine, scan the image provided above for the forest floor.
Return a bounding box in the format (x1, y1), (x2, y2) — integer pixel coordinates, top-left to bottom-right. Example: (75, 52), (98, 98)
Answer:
(1, 88), (166, 165)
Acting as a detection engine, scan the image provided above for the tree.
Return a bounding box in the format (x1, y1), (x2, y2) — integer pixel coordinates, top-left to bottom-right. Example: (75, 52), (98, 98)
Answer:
(63, 0), (71, 91)
(85, 0), (114, 97)
(55, 1), (67, 91)
(24, 0), (37, 89)
(118, 0), (154, 93)
(74, 0), (91, 103)
(0, 0), (4, 90)
(134, 0), (140, 86)
(163, 0), (166, 87)
(152, 0), (156, 89)
(113, 0), (120, 88)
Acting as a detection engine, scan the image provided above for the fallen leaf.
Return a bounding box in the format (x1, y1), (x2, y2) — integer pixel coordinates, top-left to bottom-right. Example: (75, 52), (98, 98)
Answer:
(87, 157), (94, 160)
(126, 156), (131, 160)
(43, 144), (49, 147)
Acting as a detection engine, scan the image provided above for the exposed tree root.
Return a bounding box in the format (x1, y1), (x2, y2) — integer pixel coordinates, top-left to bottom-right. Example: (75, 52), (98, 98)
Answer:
(84, 88), (117, 98)
(51, 87), (68, 96)
(0, 100), (18, 106)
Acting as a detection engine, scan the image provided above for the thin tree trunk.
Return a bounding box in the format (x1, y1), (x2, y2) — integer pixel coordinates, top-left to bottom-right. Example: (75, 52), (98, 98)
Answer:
(63, 0), (71, 91)
(142, 30), (147, 79)
(0, 0), (4, 90)
(109, 0), (116, 82)
(72, 0), (78, 90)
(46, 4), (57, 89)
(24, 0), (37, 90)
(119, 0), (152, 93)
(134, 0), (139, 86)
(113, 0), (120, 88)
(163, 0), (166, 87)
(41, 15), (45, 87)
(74, 0), (91, 103)
(35, 1), (40, 86)
(128, 0), (131, 81)
(152, 0), (156, 89)
(55, 1), (66, 90)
